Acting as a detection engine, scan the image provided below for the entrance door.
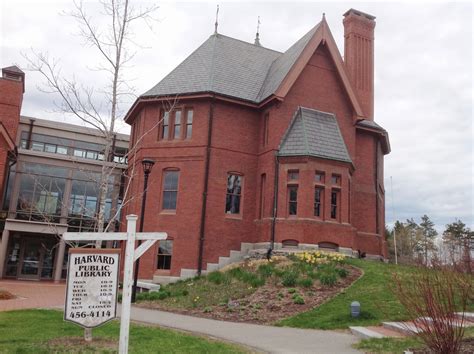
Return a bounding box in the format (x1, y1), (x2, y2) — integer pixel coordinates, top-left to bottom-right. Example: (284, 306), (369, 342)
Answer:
(19, 238), (42, 279)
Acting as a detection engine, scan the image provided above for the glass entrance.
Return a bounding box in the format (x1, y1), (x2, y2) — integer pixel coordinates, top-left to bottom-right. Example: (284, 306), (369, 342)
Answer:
(20, 239), (42, 278)
(4, 234), (58, 280)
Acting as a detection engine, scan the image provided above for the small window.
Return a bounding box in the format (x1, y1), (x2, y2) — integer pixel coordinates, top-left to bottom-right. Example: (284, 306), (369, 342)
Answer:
(315, 171), (325, 183)
(288, 170), (299, 181)
(31, 142), (44, 152)
(74, 149), (86, 158)
(314, 187), (324, 217)
(57, 146), (68, 155)
(288, 186), (298, 216)
(20, 140), (27, 149)
(331, 189), (339, 219)
(44, 144), (56, 153)
(86, 151), (98, 160)
(331, 174), (341, 185)
(282, 239), (299, 248)
(157, 240), (173, 270)
(174, 110), (182, 139)
(161, 111), (170, 139)
(185, 109), (193, 139)
(162, 170), (179, 210)
(225, 174), (242, 214)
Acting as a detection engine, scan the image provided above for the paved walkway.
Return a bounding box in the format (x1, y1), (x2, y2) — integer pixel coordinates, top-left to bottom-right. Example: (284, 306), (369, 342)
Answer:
(0, 280), (65, 311)
(125, 306), (362, 354)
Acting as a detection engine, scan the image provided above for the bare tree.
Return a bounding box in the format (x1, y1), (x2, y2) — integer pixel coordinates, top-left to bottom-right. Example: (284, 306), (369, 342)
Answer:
(23, 0), (159, 245)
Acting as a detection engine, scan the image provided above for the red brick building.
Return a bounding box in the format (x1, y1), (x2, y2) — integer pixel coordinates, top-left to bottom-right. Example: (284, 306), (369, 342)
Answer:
(124, 9), (390, 282)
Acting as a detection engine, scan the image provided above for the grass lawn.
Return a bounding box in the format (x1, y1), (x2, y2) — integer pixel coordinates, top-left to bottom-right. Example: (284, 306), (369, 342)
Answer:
(278, 259), (414, 329)
(355, 327), (474, 353)
(0, 309), (248, 353)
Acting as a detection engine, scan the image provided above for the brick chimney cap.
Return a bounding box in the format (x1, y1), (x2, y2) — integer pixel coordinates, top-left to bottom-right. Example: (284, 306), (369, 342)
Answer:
(343, 8), (376, 21)
(2, 65), (24, 75)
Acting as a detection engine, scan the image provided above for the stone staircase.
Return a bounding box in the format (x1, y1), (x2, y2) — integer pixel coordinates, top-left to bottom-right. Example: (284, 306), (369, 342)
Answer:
(350, 313), (474, 339)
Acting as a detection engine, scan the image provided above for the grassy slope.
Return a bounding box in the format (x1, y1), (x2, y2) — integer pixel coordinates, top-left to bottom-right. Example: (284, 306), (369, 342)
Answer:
(0, 309), (247, 353)
(279, 259), (413, 329)
(355, 327), (474, 354)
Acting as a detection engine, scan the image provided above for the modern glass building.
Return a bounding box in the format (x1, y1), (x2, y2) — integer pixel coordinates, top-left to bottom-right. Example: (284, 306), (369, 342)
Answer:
(0, 116), (128, 281)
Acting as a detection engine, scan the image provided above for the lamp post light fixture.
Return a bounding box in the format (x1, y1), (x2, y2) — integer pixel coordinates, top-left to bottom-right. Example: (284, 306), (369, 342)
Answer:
(131, 158), (155, 303)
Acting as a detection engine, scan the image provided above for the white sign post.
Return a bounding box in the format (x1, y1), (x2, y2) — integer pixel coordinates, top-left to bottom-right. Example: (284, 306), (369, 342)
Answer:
(63, 214), (167, 354)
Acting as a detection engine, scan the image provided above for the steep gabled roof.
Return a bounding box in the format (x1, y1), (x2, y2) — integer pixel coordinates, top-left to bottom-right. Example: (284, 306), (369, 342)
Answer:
(279, 107), (352, 164)
(143, 34), (281, 102)
(126, 16), (366, 121)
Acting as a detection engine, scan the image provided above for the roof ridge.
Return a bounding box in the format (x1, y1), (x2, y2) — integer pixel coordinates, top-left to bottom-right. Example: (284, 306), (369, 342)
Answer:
(207, 34), (219, 91)
(213, 33), (282, 54)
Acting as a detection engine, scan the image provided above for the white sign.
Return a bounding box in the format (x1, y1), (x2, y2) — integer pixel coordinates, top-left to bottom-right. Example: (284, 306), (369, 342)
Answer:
(64, 248), (120, 328)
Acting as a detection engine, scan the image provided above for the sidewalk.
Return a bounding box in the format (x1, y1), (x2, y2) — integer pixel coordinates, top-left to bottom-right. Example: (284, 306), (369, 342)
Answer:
(0, 280), (65, 311)
(125, 306), (362, 354)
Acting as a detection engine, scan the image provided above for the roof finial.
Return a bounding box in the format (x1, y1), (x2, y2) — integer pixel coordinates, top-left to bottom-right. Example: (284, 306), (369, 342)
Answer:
(254, 16), (261, 46)
(214, 4), (220, 34)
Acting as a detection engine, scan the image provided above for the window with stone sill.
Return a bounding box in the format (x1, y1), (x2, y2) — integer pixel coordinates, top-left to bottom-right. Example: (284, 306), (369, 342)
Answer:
(225, 173), (242, 215)
(288, 185), (298, 216)
(157, 240), (173, 270)
(162, 170), (179, 210)
(159, 108), (193, 141)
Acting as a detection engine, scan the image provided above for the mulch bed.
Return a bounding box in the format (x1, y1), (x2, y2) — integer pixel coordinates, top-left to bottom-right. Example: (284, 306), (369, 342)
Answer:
(411, 337), (474, 353)
(138, 265), (362, 325)
(0, 289), (15, 300)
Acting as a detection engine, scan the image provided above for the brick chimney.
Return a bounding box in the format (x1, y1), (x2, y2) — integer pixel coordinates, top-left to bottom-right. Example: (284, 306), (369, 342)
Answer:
(343, 9), (376, 120)
(0, 65), (25, 140)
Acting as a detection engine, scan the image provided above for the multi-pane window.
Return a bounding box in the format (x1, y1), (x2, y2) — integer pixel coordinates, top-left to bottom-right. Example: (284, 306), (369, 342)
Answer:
(288, 170), (299, 181)
(185, 109), (193, 139)
(225, 174), (242, 214)
(160, 108), (193, 140)
(162, 170), (179, 210)
(19, 131), (126, 162)
(157, 240), (173, 270)
(173, 110), (182, 139)
(314, 187), (324, 217)
(16, 164), (67, 223)
(315, 171), (325, 183)
(161, 111), (170, 139)
(331, 174), (341, 185)
(331, 189), (339, 219)
(288, 186), (298, 216)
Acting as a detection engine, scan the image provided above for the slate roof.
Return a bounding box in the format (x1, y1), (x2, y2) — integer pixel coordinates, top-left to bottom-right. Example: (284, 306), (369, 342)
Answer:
(356, 119), (386, 132)
(2, 65), (24, 74)
(278, 107), (352, 164)
(143, 23), (320, 103)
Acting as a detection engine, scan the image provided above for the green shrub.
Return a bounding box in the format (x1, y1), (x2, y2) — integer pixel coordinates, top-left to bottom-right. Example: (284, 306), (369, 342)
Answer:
(207, 271), (226, 284)
(335, 267), (348, 278)
(257, 263), (274, 278)
(307, 271), (319, 279)
(281, 270), (298, 287)
(157, 290), (171, 300)
(319, 272), (337, 286)
(287, 288), (296, 294)
(293, 295), (305, 305)
(228, 267), (265, 287)
(298, 278), (313, 288)
(203, 306), (213, 313)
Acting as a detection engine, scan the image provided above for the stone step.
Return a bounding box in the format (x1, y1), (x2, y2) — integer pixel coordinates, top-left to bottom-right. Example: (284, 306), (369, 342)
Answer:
(455, 312), (474, 322)
(349, 326), (385, 339)
(206, 263), (219, 272)
(218, 256), (231, 268)
(229, 250), (241, 262)
(382, 322), (421, 335)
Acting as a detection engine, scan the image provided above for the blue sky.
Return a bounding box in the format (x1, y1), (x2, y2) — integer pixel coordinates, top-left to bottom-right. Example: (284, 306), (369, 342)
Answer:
(1, 0), (472, 232)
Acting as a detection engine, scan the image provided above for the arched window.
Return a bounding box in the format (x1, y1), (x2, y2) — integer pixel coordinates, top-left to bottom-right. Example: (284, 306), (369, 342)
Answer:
(225, 173), (243, 215)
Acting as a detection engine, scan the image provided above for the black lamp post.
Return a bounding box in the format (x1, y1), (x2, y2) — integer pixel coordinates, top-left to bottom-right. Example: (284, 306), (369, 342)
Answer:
(131, 158), (155, 303)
